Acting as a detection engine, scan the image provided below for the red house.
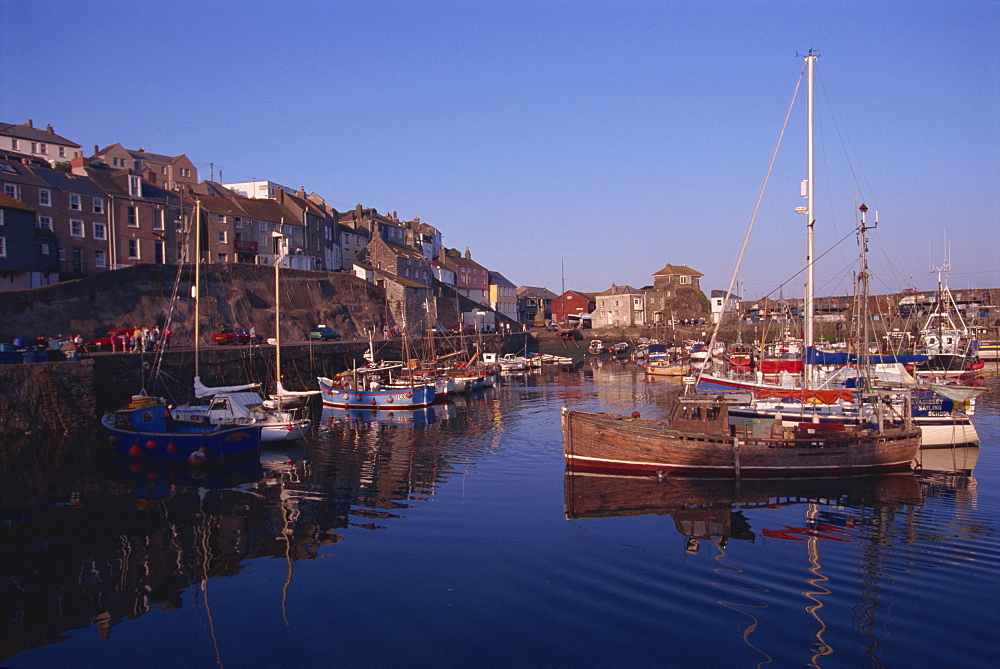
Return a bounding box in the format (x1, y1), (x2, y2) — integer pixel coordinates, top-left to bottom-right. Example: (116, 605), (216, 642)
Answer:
(551, 290), (596, 323)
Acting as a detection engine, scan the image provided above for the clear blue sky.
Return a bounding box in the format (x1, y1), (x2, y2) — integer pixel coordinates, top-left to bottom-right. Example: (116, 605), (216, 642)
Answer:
(2, 0), (997, 299)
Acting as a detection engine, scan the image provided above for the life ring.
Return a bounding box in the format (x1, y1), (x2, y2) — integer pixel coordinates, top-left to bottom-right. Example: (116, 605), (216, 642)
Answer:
(250, 407), (264, 414)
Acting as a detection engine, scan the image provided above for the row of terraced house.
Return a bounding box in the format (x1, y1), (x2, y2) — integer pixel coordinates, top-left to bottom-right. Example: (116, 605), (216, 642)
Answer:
(0, 119), (525, 325)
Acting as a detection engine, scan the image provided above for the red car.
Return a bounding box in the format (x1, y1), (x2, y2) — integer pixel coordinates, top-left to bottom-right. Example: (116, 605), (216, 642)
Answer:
(211, 328), (264, 345)
(85, 329), (132, 351)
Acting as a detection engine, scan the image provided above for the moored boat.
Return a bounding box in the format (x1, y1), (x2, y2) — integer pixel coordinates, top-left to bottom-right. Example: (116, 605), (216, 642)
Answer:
(103, 395), (261, 463)
(562, 390), (921, 477)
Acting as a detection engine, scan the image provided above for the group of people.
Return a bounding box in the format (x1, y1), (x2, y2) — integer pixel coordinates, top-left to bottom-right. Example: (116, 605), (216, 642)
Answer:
(110, 326), (172, 353)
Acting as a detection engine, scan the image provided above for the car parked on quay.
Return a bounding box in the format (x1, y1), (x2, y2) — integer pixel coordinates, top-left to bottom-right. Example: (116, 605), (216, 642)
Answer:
(308, 326), (342, 341)
(211, 328), (264, 345)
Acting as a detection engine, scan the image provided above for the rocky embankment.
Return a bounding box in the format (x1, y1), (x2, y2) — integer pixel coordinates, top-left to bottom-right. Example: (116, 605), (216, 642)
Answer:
(0, 264), (388, 345)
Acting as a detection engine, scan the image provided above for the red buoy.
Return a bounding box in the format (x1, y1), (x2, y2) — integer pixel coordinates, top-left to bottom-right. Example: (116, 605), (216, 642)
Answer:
(129, 444), (141, 457)
(631, 411), (641, 419)
(166, 442), (177, 453)
(145, 439), (157, 450)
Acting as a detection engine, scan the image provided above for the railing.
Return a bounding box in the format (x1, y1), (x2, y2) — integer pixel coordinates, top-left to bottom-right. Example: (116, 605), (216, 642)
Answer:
(234, 240), (258, 252)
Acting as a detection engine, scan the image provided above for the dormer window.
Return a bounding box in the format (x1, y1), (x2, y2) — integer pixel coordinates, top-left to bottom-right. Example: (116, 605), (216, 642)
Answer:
(129, 175), (142, 197)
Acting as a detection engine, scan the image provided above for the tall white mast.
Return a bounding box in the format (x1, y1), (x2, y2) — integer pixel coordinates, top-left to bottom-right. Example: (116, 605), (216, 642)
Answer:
(802, 49), (818, 387)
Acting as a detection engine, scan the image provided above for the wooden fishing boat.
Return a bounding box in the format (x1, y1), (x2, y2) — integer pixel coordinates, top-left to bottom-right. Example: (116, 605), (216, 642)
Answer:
(562, 390), (922, 477)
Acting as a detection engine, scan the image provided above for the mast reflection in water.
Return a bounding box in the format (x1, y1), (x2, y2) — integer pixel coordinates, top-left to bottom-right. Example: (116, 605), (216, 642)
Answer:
(1, 366), (998, 668)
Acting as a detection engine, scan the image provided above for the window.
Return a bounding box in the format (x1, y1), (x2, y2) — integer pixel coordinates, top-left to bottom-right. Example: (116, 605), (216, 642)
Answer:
(128, 238), (140, 259)
(217, 214), (225, 223)
(70, 219), (85, 238)
(9, 139), (17, 150)
(58, 146), (66, 158)
(93, 222), (107, 240)
(41, 243), (50, 255)
(179, 167), (191, 178)
(39, 189), (51, 206)
(69, 193), (81, 211)
(39, 143), (48, 155)
(218, 230), (227, 244)
(127, 206), (138, 227)
(58, 246), (65, 262)
(154, 209), (165, 230)
(679, 275), (690, 285)
(38, 215), (52, 230)
(129, 175), (142, 197)
(30, 142), (37, 153)
(93, 197), (104, 214)
(234, 217), (243, 229)
(3, 183), (17, 198)
(95, 249), (106, 268)
(0, 236), (5, 257)
(217, 253), (227, 263)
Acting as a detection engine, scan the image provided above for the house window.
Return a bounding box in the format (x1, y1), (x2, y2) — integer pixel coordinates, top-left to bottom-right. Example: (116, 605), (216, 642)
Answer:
(127, 206), (138, 227)
(95, 249), (106, 268)
(93, 197), (104, 214)
(3, 183), (17, 198)
(58, 246), (65, 261)
(58, 146), (66, 158)
(679, 275), (690, 285)
(179, 167), (191, 178)
(38, 215), (52, 230)
(234, 217), (243, 229)
(93, 222), (107, 240)
(0, 236), (5, 257)
(217, 214), (225, 223)
(39, 143), (48, 155)
(218, 230), (227, 244)
(128, 238), (140, 259)
(70, 219), (85, 238)
(217, 253), (227, 263)
(41, 243), (50, 255)
(9, 139), (17, 150)
(69, 193), (81, 211)
(129, 175), (142, 197)
(154, 209), (165, 230)
(39, 189), (51, 206)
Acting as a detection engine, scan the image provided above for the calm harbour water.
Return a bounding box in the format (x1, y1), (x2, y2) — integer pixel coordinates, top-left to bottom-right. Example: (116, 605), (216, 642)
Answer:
(2, 362), (998, 667)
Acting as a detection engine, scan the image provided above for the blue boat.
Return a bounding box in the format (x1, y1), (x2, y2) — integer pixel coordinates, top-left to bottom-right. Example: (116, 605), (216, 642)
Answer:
(317, 366), (435, 409)
(102, 395), (262, 464)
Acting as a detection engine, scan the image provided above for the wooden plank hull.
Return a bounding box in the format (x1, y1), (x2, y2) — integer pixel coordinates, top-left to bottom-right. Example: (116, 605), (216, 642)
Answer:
(562, 408), (921, 477)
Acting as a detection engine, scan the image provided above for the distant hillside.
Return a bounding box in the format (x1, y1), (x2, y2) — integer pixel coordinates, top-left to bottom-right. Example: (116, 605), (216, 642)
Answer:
(0, 264), (389, 345)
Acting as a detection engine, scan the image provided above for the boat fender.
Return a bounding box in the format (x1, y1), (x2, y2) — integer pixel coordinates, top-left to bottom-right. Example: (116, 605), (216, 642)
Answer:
(145, 439), (157, 450)
(166, 442), (177, 453)
(387, 396), (394, 403)
(128, 444), (141, 457)
(631, 411), (641, 418)
(371, 398), (378, 406)
(188, 450), (208, 466)
(406, 392), (412, 398)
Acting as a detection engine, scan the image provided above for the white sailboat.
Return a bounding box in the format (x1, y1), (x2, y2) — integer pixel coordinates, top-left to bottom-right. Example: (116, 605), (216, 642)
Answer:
(170, 208), (312, 442)
(692, 53), (978, 448)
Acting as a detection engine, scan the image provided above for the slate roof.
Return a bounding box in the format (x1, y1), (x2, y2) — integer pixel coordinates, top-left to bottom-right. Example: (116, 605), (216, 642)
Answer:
(0, 122), (81, 148)
(652, 263), (703, 277)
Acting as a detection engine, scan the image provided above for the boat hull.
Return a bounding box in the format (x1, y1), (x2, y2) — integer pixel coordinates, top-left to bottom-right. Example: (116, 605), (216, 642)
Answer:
(562, 408), (920, 477)
(102, 408), (261, 461)
(317, 376), (435, 409)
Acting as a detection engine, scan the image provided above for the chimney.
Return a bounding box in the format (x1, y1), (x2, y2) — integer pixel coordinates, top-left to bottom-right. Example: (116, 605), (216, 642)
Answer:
(464, 247), (471, 260)
(25, 119), (33, 128)
(94, 144), (99, 156)
(46, 124), (54, 134)
(71, 156), (89, 175)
